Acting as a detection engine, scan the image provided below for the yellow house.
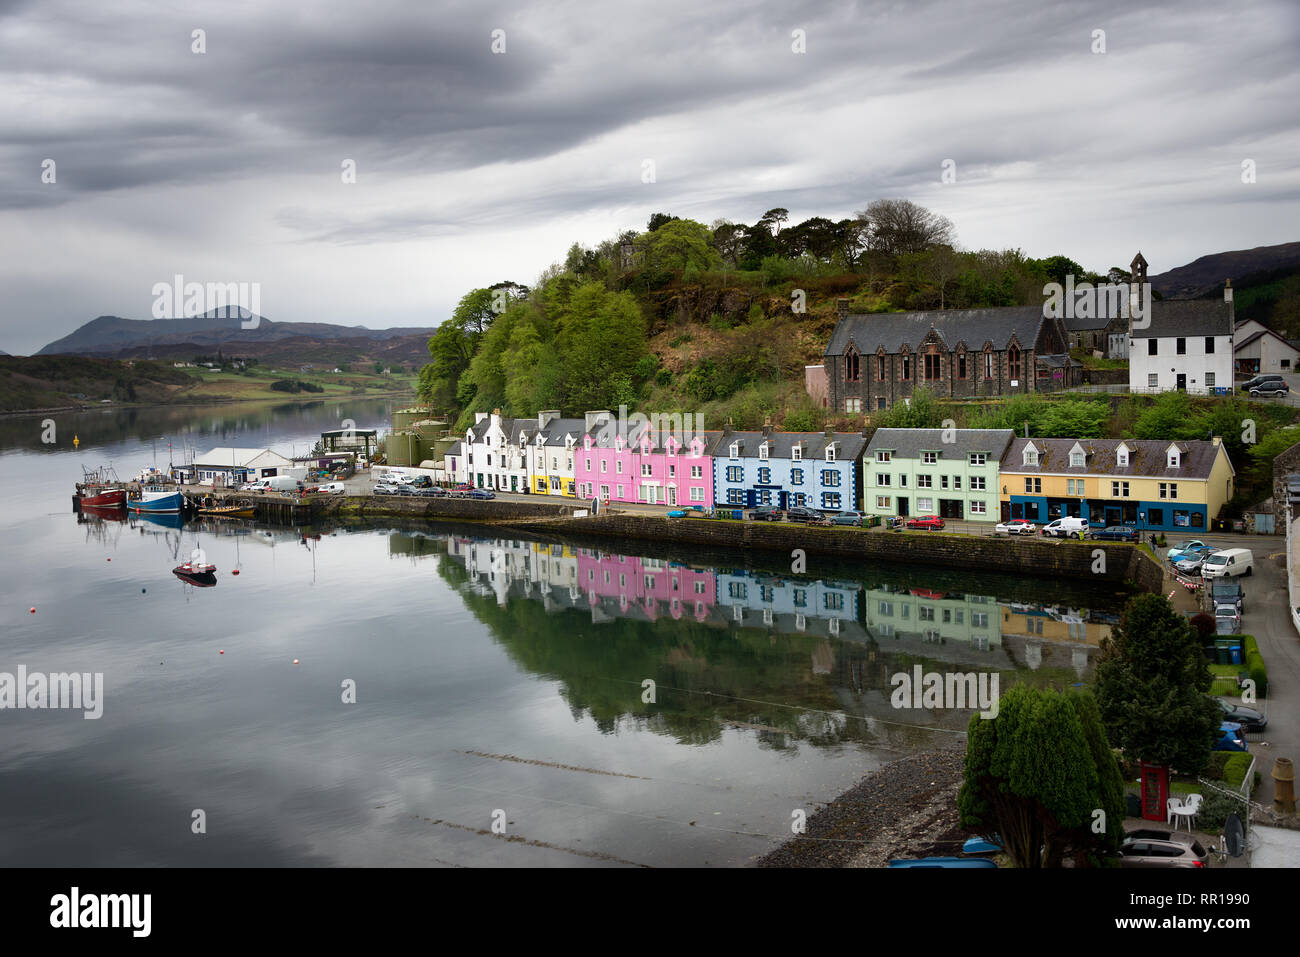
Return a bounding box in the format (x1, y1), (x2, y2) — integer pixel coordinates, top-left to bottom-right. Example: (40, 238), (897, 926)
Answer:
(999, 437), (1234, 532)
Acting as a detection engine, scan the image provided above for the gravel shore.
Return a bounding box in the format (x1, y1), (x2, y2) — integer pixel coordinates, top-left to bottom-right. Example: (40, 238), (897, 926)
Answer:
(756, 748), (970, 867)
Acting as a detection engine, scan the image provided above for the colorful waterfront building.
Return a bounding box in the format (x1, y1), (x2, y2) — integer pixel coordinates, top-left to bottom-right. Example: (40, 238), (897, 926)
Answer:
(525, 411), (584, 497)
(998, 436), (1235, 532)
(709, 427), (868, 511)
(862, 428), (1013, 522)
(576, 411), (714, 507)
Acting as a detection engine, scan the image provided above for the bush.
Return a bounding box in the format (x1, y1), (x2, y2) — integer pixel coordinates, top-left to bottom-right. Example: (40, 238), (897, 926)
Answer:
(1196, 790), (1242, 831)
(1223, 753), (1253, 790)
(1203, 751), (1232, 779)
(655, 368), (672, 386)
(1190, 613), (1216, 640)
(1243, 635), (1268, 698)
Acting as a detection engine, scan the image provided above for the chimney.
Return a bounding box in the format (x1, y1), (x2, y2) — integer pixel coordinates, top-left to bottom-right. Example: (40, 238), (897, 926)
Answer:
(1024, 421), (1029, 438)
(584, 409), (612, 433)
(475, 411), (488, 425)
(538, 409), (559, 430)
(836, 298), (850, 322)
(824, 426), (834, 440)
(1224, 278), (1233, 303)
(490, 409), (502, 432)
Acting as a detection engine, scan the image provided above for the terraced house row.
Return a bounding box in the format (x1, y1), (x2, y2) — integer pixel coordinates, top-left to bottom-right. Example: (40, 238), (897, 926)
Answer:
(444, 412), (1236, 532)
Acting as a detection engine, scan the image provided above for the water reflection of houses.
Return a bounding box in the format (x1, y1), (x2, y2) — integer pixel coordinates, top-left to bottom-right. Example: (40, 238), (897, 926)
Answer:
(714, 570), (865, 640)
(998, 601), (1113, 677)
(862, 585), (1008, 666)
(576, 549), (716, 623)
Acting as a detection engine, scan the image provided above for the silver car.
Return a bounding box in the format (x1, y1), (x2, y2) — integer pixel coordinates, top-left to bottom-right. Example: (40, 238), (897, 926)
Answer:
(1118, 830), (1208, 868)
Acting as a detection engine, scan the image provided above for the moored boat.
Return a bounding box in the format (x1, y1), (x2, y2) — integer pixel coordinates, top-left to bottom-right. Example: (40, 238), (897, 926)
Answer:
(172, 560), (217, 586)
(126, 485), (185, 513)
(79, 465), (126, 508)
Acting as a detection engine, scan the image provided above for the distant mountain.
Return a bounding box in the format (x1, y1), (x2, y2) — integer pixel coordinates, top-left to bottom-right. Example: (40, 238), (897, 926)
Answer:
(37, 312), (436, 357)
(1149, 242), (1300, 299)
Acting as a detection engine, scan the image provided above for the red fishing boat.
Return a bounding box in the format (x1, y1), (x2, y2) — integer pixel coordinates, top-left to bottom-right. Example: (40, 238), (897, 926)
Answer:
(79, 465), (126, 508)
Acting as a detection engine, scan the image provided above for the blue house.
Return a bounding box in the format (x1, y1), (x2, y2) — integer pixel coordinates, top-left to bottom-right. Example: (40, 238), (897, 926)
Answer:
(708, 428), (868, 511)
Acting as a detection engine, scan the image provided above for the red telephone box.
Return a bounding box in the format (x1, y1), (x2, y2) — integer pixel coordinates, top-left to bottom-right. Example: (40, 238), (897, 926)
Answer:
(1140, 762), (1170, 821)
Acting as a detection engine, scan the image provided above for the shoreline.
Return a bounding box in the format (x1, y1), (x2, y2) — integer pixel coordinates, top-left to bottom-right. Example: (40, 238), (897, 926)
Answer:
(1, 389), (415, 419)
(755, 749), (969, 867)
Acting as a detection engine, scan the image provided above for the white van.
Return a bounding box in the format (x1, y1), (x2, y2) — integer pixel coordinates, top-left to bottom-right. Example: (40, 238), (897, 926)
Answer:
(316, 482), (346, 495)
(1041, 516), (1088, 539)
(263, 475), (302, 493)
(1202, 548), (1253, 578)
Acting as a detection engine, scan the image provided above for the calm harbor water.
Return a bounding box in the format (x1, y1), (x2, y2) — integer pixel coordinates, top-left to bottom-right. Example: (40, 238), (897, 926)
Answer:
(1, 400), (1131, 866)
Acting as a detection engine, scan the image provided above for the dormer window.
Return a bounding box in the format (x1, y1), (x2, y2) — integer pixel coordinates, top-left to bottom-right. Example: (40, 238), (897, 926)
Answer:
(1068, 442), (1086, 469)
(1116, 444), (1129, 467)
(876, 450), (892, 463)
(729, 442), (739, 459)
(792, 444), (802, 461)
(826, 443), (837, 462)
(758, 443), (769, 461)
(1167, 447), (1181, 468)
(921, 451), (938, 465)
(1023, 445), (1039, 467)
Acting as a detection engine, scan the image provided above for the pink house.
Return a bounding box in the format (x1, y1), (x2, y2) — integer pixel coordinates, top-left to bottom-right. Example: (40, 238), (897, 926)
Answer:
(576, 419), (714, 508)
(576, 548), (716, 622)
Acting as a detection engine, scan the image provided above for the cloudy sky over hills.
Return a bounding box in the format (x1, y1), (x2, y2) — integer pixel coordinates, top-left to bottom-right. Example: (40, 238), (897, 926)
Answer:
(2, 0), (1298, 353)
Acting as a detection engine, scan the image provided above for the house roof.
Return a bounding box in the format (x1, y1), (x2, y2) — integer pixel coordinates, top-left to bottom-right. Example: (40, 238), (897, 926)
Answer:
(446, 441), (463, 456)
(1130, 299), (1234, 339)
(539, 418), (588, 447)
(1000, 437), (1229, 479)
(825, 305), (1048, 357)
(705, 430), (869, 460)
(193, 447), (288, 467)
(1234, 327), (1300, 355)
(586, 423), (719, 453)
(865, 428), (1015, 459)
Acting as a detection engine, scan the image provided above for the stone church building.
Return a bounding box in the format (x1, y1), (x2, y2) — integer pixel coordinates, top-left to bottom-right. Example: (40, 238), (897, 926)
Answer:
(820, 300), (1079, 413)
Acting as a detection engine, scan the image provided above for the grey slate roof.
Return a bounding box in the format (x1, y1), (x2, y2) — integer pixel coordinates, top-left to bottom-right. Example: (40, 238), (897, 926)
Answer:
(705, 429), (869, 461)
(539, 417), (587, 446)
(825, 305), (1047, 357)
(584, 421), (718, 453)
(1130, 299), (1233, 339)
(1235, 328), (1300, 354)
(866, 428), (1015, 460)
(446, 441), (463, 456)
(1001, 437), (1230, 480)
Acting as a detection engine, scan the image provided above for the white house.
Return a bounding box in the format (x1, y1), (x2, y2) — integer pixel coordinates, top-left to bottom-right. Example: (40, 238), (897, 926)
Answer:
(464, 410), (533, 493)
(189, 447), (294, 486)
(1129, 277), (1234, 395)
(1234, 319), (1300, 376)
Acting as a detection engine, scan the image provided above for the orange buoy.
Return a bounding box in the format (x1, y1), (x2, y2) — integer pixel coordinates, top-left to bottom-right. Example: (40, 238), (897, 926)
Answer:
(29, 607), (36, 614)
(219, 650), (224, 655)
(106, 558), (111, 562)
(293, 659), (299, 665)
(232, 569), (240, 576)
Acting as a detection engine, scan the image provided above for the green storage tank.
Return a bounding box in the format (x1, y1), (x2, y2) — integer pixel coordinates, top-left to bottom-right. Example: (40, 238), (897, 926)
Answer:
(391, 407), (433, 431)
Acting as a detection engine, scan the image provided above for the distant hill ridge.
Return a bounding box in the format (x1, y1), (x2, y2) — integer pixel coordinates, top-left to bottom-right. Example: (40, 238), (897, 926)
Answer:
(37, 312), (436, 357)
(1149, 242), (1300, 299)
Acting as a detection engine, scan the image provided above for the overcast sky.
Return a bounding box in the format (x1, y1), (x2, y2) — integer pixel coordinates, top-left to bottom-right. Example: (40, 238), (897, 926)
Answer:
(2, 0), (1297, 354)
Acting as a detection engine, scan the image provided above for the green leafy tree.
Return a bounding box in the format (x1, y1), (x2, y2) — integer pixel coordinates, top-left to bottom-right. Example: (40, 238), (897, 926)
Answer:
(959, 686), (1126, 868)
(642, 219), (722, 282)
(1093, 594), (1220, 774)
(557, 282), (648, 409)
(875, 387), (942, 428)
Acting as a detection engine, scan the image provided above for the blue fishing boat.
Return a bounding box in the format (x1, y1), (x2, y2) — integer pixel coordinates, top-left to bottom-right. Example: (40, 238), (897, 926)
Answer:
(126, 485), (184, 514)
(888, 857), (997, 868)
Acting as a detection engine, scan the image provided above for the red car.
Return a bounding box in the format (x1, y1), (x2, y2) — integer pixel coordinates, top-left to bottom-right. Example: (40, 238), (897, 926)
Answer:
(905, 515), (945, 530)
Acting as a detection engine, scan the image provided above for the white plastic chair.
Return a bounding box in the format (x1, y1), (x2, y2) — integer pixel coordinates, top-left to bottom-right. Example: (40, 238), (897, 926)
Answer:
(1166, 796), (1183, 825)
(1172, 794), (1204, 831)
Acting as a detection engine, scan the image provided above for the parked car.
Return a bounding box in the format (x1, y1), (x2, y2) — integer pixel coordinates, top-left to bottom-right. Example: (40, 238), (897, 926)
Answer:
(1202, 548), (1254, 579)
(1214, 721), (1248, 752)
(1214, 697), (1267, 732)
(239, 481), (265, 492)
(408, 475), (433, 489)
(785, 506), (827, 524)
(1210, 580), (1244, 613)
(466, 488), (496, 500)
(1250, 381), (1289, 398)
(747, 506), (784, 522)
(1090, 526), (1137, 542)
(829, 511), (865, 526)
(1214, 611), (1242, 635)
(1173, 555), (1206, 575)
(1040, 516), (1087, 538)
(906, 515), (945, 530)
(995, 519), (1036, 535)
(1117, 830), (1208, 868)
(1166, 539), (1209, 560)
(1240, 373), (1285, 392)
(372, 482), (401, 495)
(413, 486), (446, 497)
